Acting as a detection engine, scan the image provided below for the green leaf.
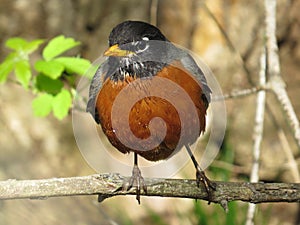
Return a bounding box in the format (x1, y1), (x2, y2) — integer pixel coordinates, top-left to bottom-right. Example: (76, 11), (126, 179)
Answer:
(0, 61), (14, 83)
(34, 60), (64, 79)
(0, 53), (16, 83)
(35, 74), (64, 95)
(54, 57), (91, 75)
(43, 35), (80, 61)
(52, 89), (72, 120)
(15, 60), (31, 88)
(32, 93), (53, 117)
(23, 39), (44, 54)
(5, 38), (44, 56)
(5, 37), (27, 50)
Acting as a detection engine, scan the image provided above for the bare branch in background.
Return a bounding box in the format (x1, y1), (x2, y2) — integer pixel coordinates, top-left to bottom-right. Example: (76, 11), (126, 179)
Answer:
(267, 102), (300, 182)
(271, 84), (300, 149)
(246, 46), (267, 225)
(264, 0), (300, 150)
(212, 86), (267, 101)
(203, 0), (299, 152)
(202, 2), (253, 83)
(150, 0), (158, 26)
(245, 0), (300, 222)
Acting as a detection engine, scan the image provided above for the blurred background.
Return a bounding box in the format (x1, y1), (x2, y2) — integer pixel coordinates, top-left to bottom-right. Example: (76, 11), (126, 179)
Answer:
(0, 0), (300, 224)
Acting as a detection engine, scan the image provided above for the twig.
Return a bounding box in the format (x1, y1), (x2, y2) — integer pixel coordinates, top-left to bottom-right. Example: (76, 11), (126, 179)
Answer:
(246, 0), (279, 225)
(267, 100), (300, 182)
(212, 86), (267, 101)
(246, 46), (267, 225)
(150, 0), (158, 26)
(271, 84), (300, 150)
(187, 0), (199, 50)
(202, 2), (252, 83)
(279, 128), (300, 182)
(250, 47), (267, 183)
(265, 0), (280, 79)
(264, 0), (300, 150)
(0, 174), (300, 203)
(203, 0), (300, 152)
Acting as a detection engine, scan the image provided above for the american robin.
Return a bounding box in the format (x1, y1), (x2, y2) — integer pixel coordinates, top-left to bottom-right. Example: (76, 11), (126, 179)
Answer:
(87, 20), (215, 204)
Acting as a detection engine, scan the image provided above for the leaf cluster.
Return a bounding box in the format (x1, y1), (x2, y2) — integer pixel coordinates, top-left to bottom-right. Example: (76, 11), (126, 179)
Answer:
(0, 35), (91, 119)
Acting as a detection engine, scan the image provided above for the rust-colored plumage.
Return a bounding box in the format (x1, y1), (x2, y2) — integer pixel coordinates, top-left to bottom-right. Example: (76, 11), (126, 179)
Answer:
(96, 63), (207, 161)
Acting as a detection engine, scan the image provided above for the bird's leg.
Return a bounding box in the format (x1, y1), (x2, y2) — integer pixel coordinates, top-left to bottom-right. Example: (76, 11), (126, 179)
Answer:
(185, 145), (216, 203)
(123, 152), (147, 204)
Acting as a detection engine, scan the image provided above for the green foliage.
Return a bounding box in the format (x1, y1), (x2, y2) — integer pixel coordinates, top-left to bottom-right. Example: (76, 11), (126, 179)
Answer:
(193, 201), (247, 225)
(15, 60), (31, 88)
(35, 60), (65, 79)
(54, 57), (91, 75)
(32, 93), (54, 117)
(42, 35), (80, 61)
(32, 89), (72, 120)
(35, 74), (64, 95)
(52, 89), (72, 119)
(0, 38), (44, 88)
(0, 35), (91, 120)
(5, 38), (44, 53)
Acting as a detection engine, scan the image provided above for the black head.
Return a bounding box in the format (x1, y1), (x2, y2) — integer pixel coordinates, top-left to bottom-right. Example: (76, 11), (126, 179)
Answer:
(108, 20), (167, 47)
(104, 21), (170, 81)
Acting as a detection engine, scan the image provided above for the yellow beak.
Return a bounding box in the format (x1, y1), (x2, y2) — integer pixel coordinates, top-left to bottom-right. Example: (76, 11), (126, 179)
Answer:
(103, 44), (134, 57)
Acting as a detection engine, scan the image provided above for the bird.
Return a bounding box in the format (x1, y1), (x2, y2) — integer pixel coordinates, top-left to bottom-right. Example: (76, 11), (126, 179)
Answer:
(87, 20), (215, 204)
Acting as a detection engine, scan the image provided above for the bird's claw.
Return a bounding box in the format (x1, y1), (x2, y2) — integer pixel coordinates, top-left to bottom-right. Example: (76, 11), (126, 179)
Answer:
(123, 165), (147, 204)
(196, 168), (216, 204)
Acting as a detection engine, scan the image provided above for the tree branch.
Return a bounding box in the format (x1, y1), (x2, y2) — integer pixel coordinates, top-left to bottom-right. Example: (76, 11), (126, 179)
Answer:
(264, 0), (300, 150)
(149, 0), (158, 26)
(211, 85), (267, 101)
(0, 174), (299, 204)
(246, 44), (267, 225)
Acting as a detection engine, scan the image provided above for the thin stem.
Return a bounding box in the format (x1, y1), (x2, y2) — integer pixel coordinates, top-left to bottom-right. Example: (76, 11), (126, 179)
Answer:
(246, 46), (267, 225)
(202, 3), (253, 84)
(150, 0), (158, 26)
(212, 86), (267, 101)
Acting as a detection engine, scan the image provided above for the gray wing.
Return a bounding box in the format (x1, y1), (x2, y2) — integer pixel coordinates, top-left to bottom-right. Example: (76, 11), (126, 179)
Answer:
(86, 60), (109, 123)
(165, 44), (211, 105)
(179, 52), (212, 104)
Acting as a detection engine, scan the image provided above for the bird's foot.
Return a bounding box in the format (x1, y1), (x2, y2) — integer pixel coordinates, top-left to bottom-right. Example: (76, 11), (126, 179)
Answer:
(196, 168), (216, 204)
(123, 165), (147, 204)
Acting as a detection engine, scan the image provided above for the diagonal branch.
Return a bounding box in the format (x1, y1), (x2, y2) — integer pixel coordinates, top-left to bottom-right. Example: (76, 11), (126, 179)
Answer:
(270, 83), (300, 150)
(264, 0), (300, 150)
(0, 174), (299, 204)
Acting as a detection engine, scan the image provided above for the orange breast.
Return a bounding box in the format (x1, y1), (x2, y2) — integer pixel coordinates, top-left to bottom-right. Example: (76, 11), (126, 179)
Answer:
(96, 63), (207, 161)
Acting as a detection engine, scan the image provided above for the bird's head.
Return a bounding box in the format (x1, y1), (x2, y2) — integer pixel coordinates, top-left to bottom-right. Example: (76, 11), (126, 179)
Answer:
(103, 21), (169, 81)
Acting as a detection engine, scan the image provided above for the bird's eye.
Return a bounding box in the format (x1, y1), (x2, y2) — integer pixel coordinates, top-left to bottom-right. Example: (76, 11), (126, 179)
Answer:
(135, 37), (149, 52)
(137, 41), (148, 51)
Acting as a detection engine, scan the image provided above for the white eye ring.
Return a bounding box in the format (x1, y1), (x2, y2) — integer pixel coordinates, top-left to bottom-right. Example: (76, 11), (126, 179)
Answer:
(133, 37), (149, 53)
